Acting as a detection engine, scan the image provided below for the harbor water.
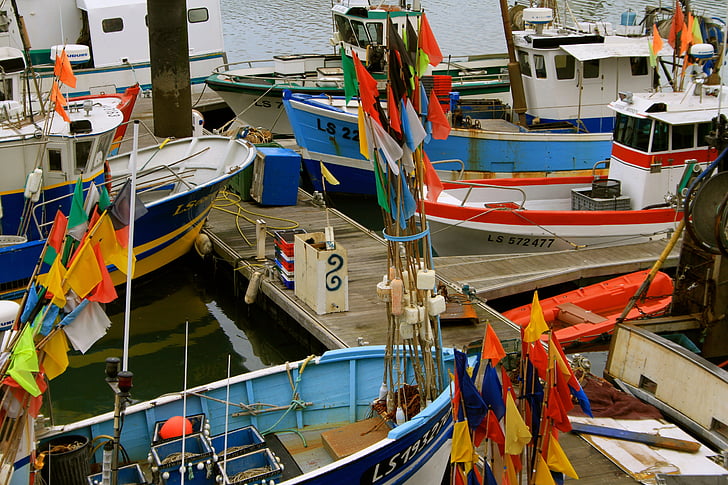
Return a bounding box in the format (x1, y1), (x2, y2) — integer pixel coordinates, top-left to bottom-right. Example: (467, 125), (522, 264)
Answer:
(49, 0), (725, 423)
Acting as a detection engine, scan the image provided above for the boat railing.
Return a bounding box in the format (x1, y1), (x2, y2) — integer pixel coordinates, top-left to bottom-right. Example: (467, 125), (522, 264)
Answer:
(430, 159), (465, 181)
(443, 180), (527, 209)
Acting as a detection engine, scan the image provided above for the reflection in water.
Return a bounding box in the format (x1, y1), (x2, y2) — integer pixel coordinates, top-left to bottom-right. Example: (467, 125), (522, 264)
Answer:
(47, 254), (319, 424)
(221, 0), (724, 63)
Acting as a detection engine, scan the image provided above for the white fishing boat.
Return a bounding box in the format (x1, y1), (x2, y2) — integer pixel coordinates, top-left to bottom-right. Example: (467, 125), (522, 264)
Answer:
(2, 0), (226, 96)
(422, 49), (724, 256)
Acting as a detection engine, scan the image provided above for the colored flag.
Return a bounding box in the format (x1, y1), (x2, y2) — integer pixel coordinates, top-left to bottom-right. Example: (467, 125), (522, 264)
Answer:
(418, 14), (443, 74)
(450, 420), (474, 465)
(691, 14), (703, 44)
(2, 373), (47, 418)
(529, 341), (548, 380)
(427, 88), (451, 139)
(83, 182), (100, 215)
(454, 349), (488, 430)
(39, 303), (61, 336)
(50, 81), (70, 122)
(88, 243), (118, 303)
(99, 185), (112, 212)
(402, 98), (427, 151)
(550, 333), (593, 417)
(474, 408), (505, 447)
(387, 85), (402, 135)
(423, 151), (443, 203)
(7, 325), (41, 396)
(20, 284), (41, 324)
(523, 290), (549, 342)
(43, 209), (68, 265)
(482, 322), (506, 366)
(504, 392), (531, 455)
(504, 454), (519, 485)
(41, 329), (70, 380)
(481, 362), (505, 420)
(65, 239), (103, 298)
(405, 18), (419, 64)
(387, 18), (411, 101)
(67, 177), (89, 240)
(389, 173), (417, 230)
(372, 154), (390, 213)
(546, 432), (579, 479)
(369, 113), (403, 174)
(54, 49), (77, 88)
(60, 300), (111, 353)
(667, 1), (684, 51)
(534, 453), (557, 485)
(320, 161), (340, 186)
(109, 178), (149, 230)
(38, 257), (67, 308)
(89, 212), (133, 275)
(341, 47), (357, 104)
(649, 24), (664, 68)
(352, 51), (380, 125)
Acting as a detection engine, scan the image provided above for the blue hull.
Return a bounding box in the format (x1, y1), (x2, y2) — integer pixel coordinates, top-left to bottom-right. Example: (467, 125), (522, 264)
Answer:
(35, 347), (454, 485)
(284, 93), (612, 195)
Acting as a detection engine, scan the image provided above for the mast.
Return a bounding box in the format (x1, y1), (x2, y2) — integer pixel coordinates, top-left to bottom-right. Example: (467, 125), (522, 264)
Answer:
(498, 0), (528, 126)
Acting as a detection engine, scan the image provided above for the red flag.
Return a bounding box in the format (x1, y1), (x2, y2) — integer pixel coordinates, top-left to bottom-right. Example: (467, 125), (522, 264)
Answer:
(88, 243), (118, 303)
(427, 88), (450, 139)
(474, 409), (505, 447)
(529, 341), (548, 380)
(667, 1), (684, 51)
(352, 51), (380, 125)
(419, 14), (443, 67)
(387, 85), (401, 135)
(50, 81), (70, 122)
(43, 209), (68, 265)
(1, 373), (47, 418)
(546, 388), (572, 432)
(54, 49), (77, 88)
(481, 323), (506, 367)
(423, 151), (444, 202)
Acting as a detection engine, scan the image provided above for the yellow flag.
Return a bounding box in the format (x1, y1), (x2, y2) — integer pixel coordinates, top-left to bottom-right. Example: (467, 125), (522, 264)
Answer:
(320, 161), (340, 186)
(524, 290), (549, 342)
(534, 453), (557, 485)
(691, 14), (703, 44)
(450, 420), (474, 465)
(65, 240), (102, 298)
(41, 329), (70, 380)
(505, 393), (531, 455)
(37, 257), (68, 308)
(357, 104), (369, 159)
(89, 213), (132, 275)
(547, 432), (579, 479)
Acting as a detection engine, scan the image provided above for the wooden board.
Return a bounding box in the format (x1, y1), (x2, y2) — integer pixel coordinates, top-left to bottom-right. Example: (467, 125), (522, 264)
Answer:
(321, 417), (390, 460)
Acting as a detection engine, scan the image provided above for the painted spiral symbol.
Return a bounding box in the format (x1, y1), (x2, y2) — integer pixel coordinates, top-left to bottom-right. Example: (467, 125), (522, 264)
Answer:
(326, 253), (344, 291)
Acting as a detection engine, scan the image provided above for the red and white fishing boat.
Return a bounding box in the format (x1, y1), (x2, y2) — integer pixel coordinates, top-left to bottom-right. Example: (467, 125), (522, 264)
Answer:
(422, 46), (723, 256)
(502, 270), (674, 347)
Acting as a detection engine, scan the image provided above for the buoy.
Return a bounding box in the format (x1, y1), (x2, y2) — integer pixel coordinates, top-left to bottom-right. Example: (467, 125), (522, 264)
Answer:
(0, 300), (19, 332)
(428, 295), (446, 316)
(399, 321), (414, 339)
(395, 407), (406, 424)
(390, 278), (404, 315)
(416, 269), (436, 290)
(376, 275), (391, 302)
(159, 416), (193, 439)
(244, 271), (262, 304)
(194, 233), (212, 258)
(24, 168), (43, 202)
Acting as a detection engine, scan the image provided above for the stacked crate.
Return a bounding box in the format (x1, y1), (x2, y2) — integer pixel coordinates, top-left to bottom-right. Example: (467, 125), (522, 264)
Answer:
(274, 229), (306, 289)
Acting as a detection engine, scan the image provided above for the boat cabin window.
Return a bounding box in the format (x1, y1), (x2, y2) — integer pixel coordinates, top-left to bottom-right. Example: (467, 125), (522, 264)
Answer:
(630, 57), (648, 76)
(0, 78), (12, 101)
(188, 8), (209, 23)
(75, 140), (93, 174)
(533, 54), (547, 78)
(651, 119), (669, 152)
(614, 112), (652, 151)
(367, 22), (383, 45)
(350, 19), (373, 47)
(672, 123), (694, 150)
(102, 18), (124, 33)
(583, 59), (599, 78)
(555, 54), (575, 80)
(518, 50), (531, 77)
(697, 122), (712, 147)
(48, 149), (62, 172)
(334, 15), (357, 46)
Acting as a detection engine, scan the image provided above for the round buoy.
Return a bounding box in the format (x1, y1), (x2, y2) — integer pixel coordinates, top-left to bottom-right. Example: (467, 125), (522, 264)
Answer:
(194, 233), (212, 258)
(159, 416), (193, 439)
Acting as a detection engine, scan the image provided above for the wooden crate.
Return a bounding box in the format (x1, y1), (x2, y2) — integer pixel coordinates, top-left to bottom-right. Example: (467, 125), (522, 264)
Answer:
(294, 232), (348, 315)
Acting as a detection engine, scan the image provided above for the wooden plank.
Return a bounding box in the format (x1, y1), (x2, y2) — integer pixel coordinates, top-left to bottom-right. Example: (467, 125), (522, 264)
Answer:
(570, 422), (701, 452)
(321, 417), (390, 460)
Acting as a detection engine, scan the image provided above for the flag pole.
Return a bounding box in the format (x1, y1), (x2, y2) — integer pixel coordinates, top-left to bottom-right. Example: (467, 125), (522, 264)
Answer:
(122, 120), (139, 372)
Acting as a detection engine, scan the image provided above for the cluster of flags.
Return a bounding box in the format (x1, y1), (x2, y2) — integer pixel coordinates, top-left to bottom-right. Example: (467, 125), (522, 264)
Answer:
(49, 49), (77, 122)
(339, 13), (448, 226)
(449, 291), (592, 485)
(1, 176), (146, 422)
(649, 1), (709, 78)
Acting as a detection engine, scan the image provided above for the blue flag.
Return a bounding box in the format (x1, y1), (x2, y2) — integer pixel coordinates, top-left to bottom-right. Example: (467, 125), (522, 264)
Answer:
(454, 350), (488, 429)
(481, 362), (505, 420)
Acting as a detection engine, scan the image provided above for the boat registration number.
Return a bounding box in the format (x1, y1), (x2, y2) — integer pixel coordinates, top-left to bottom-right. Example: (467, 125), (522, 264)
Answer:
(316, 119), (359, 141)
(488, 235), (556, 248)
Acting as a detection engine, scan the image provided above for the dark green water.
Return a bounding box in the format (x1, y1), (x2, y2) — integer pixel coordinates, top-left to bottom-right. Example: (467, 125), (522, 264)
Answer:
(47, 253), (323, 424)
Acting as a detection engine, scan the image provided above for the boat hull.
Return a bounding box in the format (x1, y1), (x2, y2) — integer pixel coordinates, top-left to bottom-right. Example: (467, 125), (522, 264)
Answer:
(32, 346), (454, 485)
(283, 93), (612, 196)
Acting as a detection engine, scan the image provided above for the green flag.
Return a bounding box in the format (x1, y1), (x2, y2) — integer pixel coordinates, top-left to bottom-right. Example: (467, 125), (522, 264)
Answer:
(341, 47), (357, 104)
(372, 154), (390, 213)
(98, 185), (111, 212)
(8, 325), (42, 396)
(67, 177), (88, 240)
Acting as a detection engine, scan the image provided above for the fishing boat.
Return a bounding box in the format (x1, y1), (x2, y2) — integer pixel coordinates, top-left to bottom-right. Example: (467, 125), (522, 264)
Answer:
(205, 0), (511, 136)
(2, 0), (226, 96)
(422, 54), (724, 256)
(279, 5), (705, 195)
(501, 270), (674, 347)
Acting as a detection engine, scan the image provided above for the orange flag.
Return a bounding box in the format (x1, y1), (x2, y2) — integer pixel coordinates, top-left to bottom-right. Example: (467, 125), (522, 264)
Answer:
(87, 243), (118, 303)
(427, 88), (450, 139)
(667, 0), (684, 51)
(50, 81), (70, 122)
(423, 151), (443, 202)
(54, 49), (77, 88)
(481, 322), (506, 366)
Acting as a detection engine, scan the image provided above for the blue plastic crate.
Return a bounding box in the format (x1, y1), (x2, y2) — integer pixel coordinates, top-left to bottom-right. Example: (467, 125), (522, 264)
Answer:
(216, 449), (282, 485)
(209, 426), (265, 460)
(151, 433), (214, 471)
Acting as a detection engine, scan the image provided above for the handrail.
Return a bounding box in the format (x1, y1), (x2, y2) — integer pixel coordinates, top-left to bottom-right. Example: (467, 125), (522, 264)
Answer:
(440, 179), (527, 209)
(430, 159), (465, 181)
